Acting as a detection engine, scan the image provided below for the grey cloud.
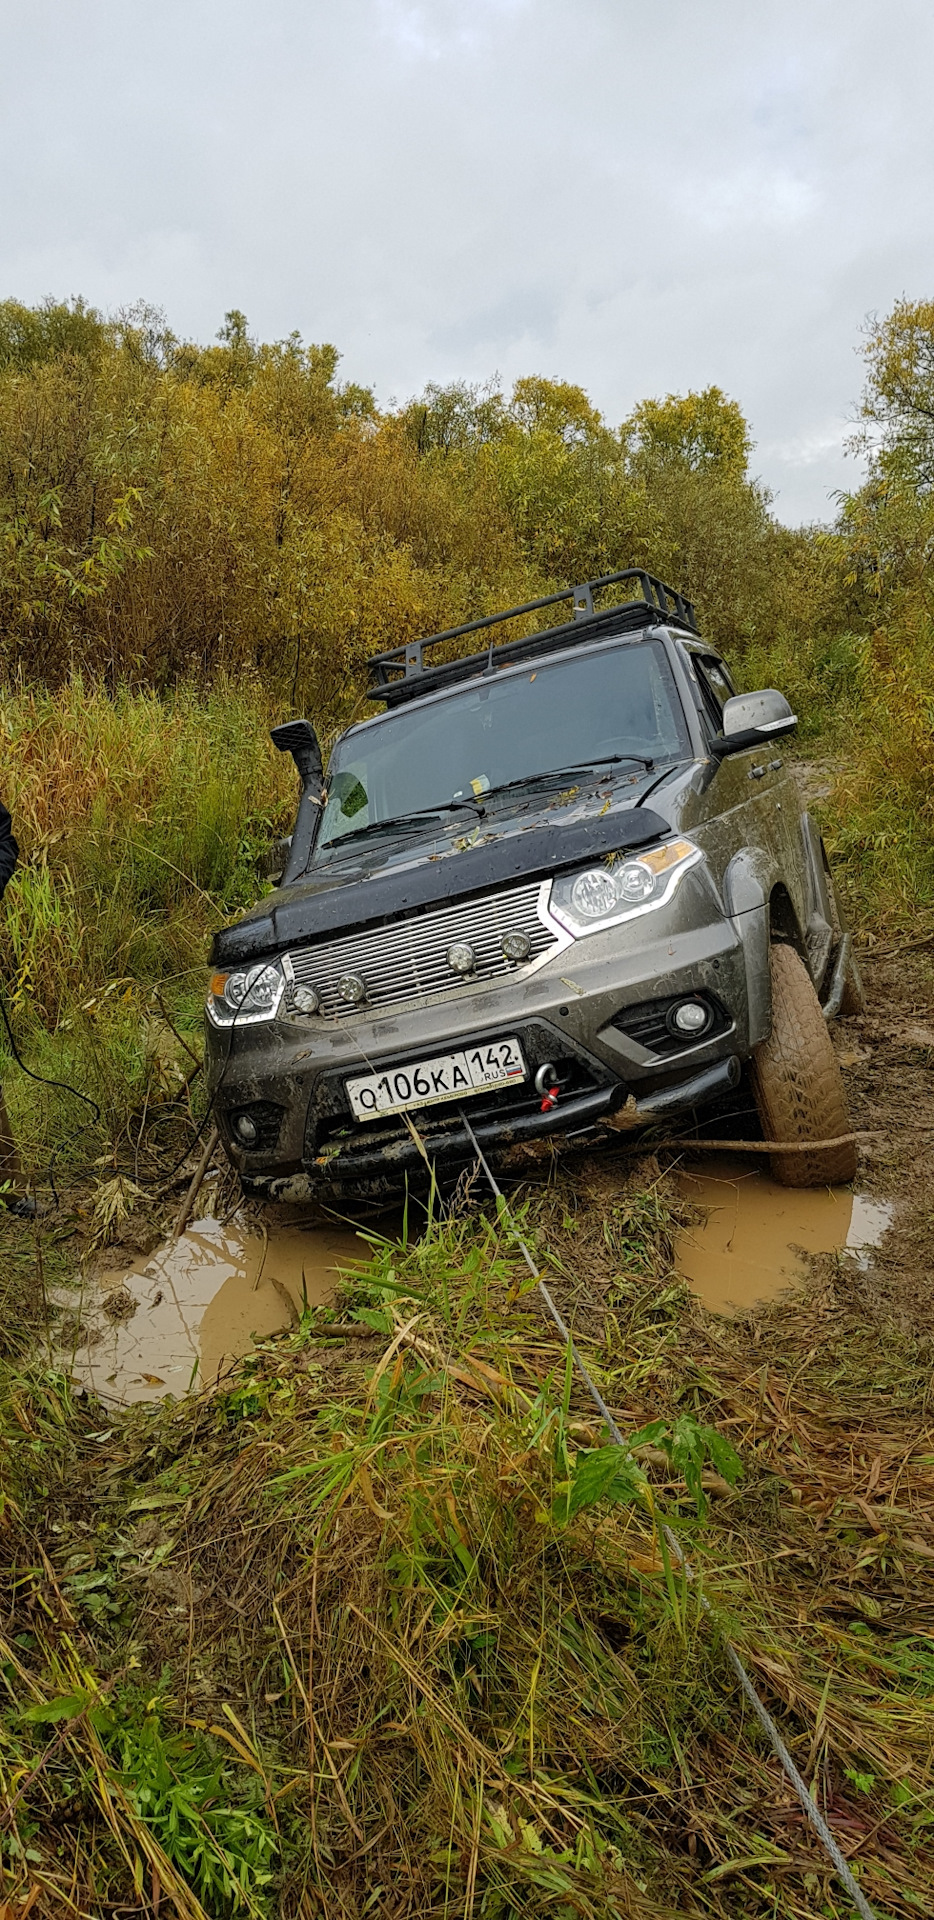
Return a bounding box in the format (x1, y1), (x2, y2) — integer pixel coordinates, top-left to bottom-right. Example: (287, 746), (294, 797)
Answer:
(428, 287), (559, 361)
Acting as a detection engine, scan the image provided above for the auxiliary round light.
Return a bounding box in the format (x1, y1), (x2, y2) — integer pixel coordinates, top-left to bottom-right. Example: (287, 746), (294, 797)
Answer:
(337, 972), (367, 1005)
(292, 984), (320, 1015)
(502, 931), (532, 961)
(235, 1113), (258, 1145)
(447, 941), (476, 975)
(670, 999), (710, 1036)
(569, 868), (618, 919)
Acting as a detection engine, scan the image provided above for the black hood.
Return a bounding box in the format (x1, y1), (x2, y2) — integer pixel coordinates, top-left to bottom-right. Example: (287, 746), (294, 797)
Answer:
(212, 774), (675, 965)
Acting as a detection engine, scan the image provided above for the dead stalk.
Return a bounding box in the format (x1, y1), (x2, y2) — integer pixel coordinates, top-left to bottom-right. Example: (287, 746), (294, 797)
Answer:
(171, 1125), (219, 1241)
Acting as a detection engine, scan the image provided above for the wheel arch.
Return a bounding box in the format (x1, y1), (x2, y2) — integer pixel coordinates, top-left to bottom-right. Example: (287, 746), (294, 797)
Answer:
(768, 881), (809, 961)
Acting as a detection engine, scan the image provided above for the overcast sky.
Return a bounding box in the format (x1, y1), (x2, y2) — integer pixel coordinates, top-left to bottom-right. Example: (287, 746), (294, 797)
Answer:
(2, 0), (932, 524)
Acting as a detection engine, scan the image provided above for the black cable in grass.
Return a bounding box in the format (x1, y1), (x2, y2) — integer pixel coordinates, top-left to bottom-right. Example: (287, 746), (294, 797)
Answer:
(0, 986), (105, 1209)
(0, 978), (226, 1206)
(0, 987), (101, 1123)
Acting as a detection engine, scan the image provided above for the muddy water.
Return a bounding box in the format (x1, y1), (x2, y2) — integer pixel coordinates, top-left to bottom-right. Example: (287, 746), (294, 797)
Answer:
(63, 1217), (365, 1404)
(675, 1155), (892, 1312)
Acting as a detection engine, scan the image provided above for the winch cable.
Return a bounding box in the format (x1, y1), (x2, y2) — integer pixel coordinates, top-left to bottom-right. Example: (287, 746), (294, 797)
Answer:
(456, 1104), (878, 1920)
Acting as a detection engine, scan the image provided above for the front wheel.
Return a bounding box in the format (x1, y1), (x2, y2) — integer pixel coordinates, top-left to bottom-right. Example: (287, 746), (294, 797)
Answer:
(751, 943), (857, 1187)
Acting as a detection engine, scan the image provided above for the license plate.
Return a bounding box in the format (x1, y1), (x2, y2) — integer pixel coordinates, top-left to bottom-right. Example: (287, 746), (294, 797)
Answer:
(346, 1037), (526, 1121)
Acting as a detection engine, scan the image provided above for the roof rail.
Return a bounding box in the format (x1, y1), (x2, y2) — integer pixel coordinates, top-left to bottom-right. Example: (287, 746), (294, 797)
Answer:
(366, 568), (698, 706)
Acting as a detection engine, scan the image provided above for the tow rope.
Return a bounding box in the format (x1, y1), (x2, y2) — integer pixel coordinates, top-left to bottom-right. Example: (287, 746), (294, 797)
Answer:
(456, 1105), (878, 1920)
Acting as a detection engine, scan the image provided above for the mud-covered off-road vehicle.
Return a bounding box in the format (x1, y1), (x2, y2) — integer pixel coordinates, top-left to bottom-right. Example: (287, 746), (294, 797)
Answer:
(205, 570), (862, 1200)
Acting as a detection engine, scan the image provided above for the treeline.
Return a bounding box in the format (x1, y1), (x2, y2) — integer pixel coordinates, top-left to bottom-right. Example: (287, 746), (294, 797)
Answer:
(0, 295), (837, 728)
(1, 292), (933, 917)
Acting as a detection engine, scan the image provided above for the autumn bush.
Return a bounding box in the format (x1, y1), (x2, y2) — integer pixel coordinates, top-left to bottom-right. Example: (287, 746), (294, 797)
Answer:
(822, 300), (934, 924)
(0, 300), (822, 722)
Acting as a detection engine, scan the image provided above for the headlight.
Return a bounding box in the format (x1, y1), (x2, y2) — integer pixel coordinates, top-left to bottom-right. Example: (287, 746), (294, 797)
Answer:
(549, 839), (702, 936)
(206, 960), (285, 1027)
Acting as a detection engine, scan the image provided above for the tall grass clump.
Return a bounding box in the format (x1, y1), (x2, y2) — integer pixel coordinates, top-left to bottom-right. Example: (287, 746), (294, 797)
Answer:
(0, 677), (294, 1169)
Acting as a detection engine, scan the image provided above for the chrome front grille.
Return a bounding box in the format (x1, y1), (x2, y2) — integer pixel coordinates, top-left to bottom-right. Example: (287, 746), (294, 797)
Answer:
(284, 880), (561, 1018)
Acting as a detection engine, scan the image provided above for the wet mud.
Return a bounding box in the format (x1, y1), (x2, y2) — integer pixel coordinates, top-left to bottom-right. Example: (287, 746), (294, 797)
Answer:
(675, 1153), (892, 1312)
(59, 1216), (364, 1403)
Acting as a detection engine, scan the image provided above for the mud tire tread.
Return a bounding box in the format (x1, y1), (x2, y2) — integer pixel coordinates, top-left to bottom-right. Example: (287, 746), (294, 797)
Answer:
(751, 943), (857, 1187)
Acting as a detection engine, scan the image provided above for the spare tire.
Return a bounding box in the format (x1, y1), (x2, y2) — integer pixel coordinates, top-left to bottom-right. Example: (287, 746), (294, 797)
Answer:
(751, 943), (857, 1187)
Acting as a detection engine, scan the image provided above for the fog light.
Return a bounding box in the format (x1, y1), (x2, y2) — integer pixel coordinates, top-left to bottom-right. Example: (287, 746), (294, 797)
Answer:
(235, 1113), (258, 1145)
(447, 942), (476, 975)
(502, 931), (531, 961)
(337, 972), (367, 1004)
(670, 999), (710, 1036)
(292, 985), (320, 1015)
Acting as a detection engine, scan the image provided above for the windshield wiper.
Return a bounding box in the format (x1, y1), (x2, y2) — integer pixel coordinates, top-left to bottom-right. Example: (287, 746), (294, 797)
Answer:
(322, 798), (483, 848)
(481, 754), (655, 802)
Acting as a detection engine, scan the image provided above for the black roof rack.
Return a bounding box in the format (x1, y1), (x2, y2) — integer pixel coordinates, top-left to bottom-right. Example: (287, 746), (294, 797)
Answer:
(366, 568), (698, 707)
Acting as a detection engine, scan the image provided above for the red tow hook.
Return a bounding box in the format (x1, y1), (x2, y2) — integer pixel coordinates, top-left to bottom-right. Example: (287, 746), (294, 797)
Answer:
(540, 1086), (560, 1112)
(534, 1062), (561, 1112)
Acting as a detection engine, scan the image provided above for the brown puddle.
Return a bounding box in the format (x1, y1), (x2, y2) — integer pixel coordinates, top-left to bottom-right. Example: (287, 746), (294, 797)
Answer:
(60, 1216), (366, 1403)
(675, 1155), (892, 1313)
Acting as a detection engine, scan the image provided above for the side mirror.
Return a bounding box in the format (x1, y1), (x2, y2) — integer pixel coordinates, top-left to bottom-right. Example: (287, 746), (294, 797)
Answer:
(713, 689), (797, 756)
(271, 719), (323, 787)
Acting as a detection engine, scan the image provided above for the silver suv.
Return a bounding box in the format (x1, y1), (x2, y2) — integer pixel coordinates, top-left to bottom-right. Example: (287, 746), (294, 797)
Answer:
(205, 571), (861, 1200)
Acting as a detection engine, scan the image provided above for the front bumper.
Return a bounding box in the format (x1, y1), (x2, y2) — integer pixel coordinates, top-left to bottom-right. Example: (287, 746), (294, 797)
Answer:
(207, 877), (751, 1195)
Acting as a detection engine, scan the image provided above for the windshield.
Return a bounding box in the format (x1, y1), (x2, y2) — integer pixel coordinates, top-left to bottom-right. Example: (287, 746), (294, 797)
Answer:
(317, 638), (688, 852)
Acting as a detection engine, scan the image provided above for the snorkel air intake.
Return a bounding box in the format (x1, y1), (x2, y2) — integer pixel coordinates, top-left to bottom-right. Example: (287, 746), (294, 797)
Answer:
(271, 720), (325, 885)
